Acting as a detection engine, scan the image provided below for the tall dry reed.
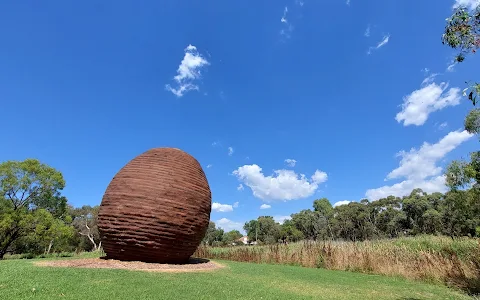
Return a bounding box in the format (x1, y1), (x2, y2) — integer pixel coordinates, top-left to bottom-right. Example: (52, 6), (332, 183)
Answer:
(194, 236), (480, 294)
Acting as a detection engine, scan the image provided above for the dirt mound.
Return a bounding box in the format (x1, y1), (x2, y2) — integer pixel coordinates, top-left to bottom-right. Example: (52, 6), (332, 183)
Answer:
(34, 257), (224, 273)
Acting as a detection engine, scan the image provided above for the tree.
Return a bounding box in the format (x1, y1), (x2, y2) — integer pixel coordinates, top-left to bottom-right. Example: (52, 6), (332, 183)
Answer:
(222, 230), (243, 245)
(0, 159), (66, 259)
(70, 205), (101, 251)
(331, 202), (375, 241)
(202, 221), (224, 246)
(313, 198), (334, 240)
(291, 210), (317, 240)
(442, 5), (480, 103)
(14, 209), (74, 255)
(280, 219), (304, 242)
(244, 216), (281, 244)
(440, 190), (477, 238)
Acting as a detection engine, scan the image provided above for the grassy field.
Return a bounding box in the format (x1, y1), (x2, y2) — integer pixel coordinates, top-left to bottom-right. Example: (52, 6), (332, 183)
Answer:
(0, 255), (473, 300)
(195, 235), (480, 293)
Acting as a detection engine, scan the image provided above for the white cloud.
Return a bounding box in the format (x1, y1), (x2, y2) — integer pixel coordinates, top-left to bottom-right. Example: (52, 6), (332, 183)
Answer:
(386, 130), (472, 181)
(228, 147), (234, 156)
(260, 204), (271, 209)
(395, 82), (461, 126)
(364, 25), (371, 37)
(212, 141), (220, 147)
(311, 170), (328, 184)
(216, 218), (244, 233)
(438, 122), (448, 130)
(233, 202), (239, 208)
(284, 159), (297, 167)
(212, 202), (234, 213)
(333, 200), (351, 207)
(281, 6), (288, 23)
(274, 215), (291, 224)
(446, 62), (457, 72)
(365, 130), (473, 200)
(366, 176), (448, 201)
(421, 73), (439, 86)
(206, 164), (213, 169)
(367, 34), (390, 54)
(346, 0), (351, 5)
(296, 0), (304, 6)
(237, 184), (244, 191)
(453, 0), (480, 10)
(232, 164), (328, 201)
(280, 6), (294, 38)
(165, 44), (209, 97)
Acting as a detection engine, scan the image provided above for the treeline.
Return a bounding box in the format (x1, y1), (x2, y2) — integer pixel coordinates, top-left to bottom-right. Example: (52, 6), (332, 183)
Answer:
(206, 188), (480, 246)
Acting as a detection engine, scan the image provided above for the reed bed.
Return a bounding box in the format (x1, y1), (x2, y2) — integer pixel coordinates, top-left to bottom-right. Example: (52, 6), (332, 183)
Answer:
(194, 235), (480, 294)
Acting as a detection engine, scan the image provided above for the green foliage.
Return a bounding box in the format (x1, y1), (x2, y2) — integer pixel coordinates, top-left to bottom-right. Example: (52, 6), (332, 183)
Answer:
(280, 219), (304, 242)
(244, 216), (281, 244)
(442, 5), (480, 56)
(0, 159), (67, 258)
(442, 4), (480, 113)
(202, 221), (225, 246)
(222, 230), (243, 245)
(446, 151), (480, 190)
(465, 108), (480, 134)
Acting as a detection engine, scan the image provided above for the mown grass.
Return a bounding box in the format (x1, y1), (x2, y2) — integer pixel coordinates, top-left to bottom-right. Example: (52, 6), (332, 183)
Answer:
(0, 255), (471, 299)
(194, 235), (480, 294)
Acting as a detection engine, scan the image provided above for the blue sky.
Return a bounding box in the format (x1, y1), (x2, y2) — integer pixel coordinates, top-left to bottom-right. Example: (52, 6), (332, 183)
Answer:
(1, 0), (479, 233)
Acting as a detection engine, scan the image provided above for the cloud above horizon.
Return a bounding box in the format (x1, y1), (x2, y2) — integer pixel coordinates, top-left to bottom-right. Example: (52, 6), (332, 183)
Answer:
(365, 130), (473, 200)
(232, 164), (327, 201)
(395, 81), (461, 126)
(165, 45), (209, 97)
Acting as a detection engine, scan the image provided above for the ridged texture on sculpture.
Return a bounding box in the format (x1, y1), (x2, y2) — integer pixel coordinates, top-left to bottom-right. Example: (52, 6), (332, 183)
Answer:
(97, 147), (212, 264)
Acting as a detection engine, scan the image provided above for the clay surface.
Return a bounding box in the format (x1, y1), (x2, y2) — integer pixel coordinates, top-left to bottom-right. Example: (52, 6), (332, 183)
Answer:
(97, 147), (212, 263)
(35, 258), (223, 273)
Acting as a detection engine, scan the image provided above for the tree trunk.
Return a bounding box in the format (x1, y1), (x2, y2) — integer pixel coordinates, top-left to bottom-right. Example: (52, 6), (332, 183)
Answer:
(0, 229), (19, 260)
(47, 240), (54, 254)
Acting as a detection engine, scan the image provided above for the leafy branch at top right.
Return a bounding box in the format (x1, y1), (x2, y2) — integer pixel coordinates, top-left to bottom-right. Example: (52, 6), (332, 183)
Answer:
(442, 5), (480, 105)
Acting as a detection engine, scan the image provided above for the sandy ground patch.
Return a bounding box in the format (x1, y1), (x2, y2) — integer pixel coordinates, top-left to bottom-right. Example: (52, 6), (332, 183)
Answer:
(34, 257), (225, 273)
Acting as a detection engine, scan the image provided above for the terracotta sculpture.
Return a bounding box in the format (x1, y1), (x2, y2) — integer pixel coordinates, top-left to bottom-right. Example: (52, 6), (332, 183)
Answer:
(97, 147), (212, 263)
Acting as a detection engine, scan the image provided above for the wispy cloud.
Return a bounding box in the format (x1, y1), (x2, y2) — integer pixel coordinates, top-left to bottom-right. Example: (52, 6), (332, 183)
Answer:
(284, 159), (297, 167)
(228, 146), (234, 156)
(364, 25), (371, 37)
(421, 73), (439, 86)
(446, 62), (457, 72)
(438, 122), (448, 130)
(165, 45), (210, 97)
(237, 184), (244, 191)
(206, 164), (213, 169)
(280, 6), (294, 39)
(346, 0), (351, 6)
(367, 34), (390, 55)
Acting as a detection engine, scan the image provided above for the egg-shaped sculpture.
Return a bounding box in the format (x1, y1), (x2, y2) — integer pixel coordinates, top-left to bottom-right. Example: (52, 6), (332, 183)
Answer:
(97, 147), (212, 264)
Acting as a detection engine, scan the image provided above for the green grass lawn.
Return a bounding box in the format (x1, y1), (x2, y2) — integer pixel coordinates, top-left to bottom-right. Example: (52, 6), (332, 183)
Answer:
(0, 257), (471, 300)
